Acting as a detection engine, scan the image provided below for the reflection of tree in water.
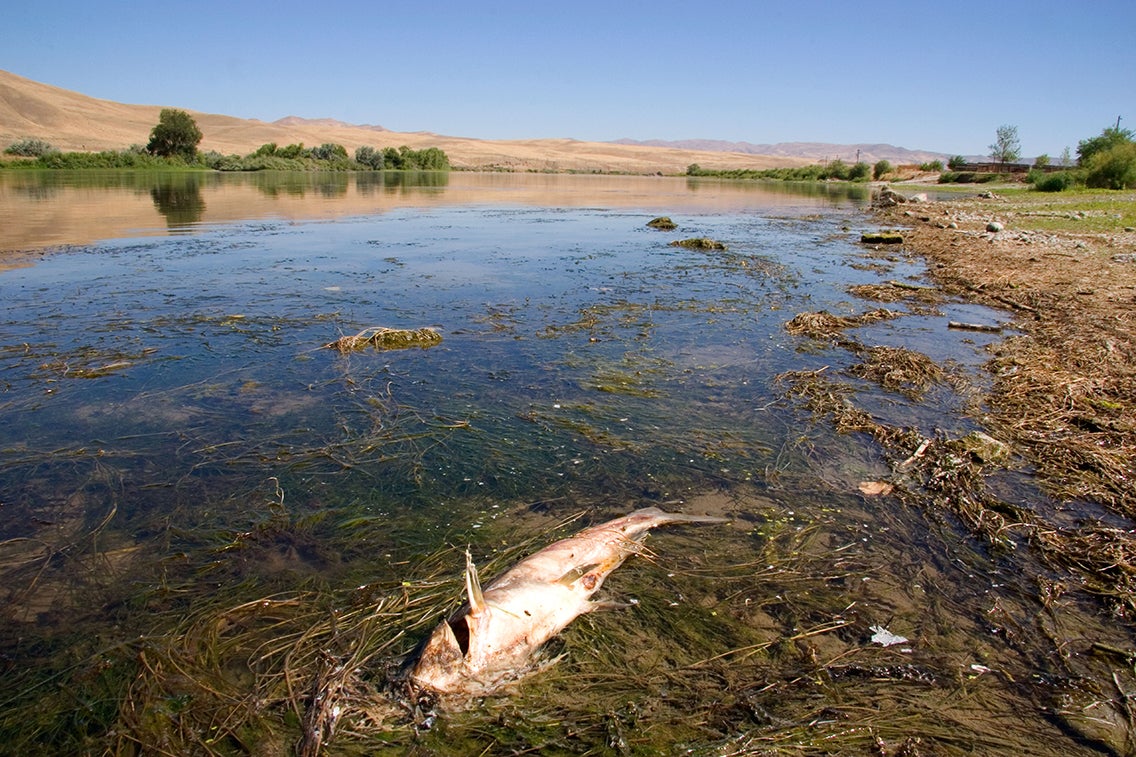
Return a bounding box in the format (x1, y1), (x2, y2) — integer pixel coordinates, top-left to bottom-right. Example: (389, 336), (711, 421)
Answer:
(314, 174), (349, 198)
(355, 171), (450, 196)
(151, 178), (206, 230)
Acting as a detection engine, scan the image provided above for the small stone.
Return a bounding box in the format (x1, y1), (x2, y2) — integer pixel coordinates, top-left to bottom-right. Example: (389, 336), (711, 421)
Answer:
(646, 216), (677, 230)
(963, 431), (1010, 465)
(986, 221), (1004, 233)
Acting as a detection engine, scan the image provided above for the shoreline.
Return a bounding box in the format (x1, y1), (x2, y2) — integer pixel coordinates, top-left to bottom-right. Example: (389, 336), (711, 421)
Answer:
(872, 187), (1135, 516)
(854, 187), (1136, 628)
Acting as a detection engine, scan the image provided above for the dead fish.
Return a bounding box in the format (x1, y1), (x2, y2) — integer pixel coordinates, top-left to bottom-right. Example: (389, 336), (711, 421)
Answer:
(407, 506), (727, 697)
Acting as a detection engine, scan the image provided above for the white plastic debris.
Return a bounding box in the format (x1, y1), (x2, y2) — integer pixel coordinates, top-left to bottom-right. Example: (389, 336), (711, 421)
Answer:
(869, 625), (909, 647)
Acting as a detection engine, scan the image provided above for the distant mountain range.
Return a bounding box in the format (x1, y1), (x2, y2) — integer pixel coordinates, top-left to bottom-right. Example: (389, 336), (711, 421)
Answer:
(610, 138), (948, 165)
(271, 115), (388, 132)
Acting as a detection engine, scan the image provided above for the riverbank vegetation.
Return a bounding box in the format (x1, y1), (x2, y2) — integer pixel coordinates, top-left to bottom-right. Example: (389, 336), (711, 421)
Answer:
(1, 141), (451, 172)
(2, 109), (450, 172)
(688, 125), (1136, 194)
(686, 159), (874, 182)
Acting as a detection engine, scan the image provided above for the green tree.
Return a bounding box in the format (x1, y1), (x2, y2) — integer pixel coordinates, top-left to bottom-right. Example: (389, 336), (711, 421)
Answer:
(277, 143), (308, 159)
(824, 159), (849, 180)
(1076, 126), (1135, 165)
(872, 159), (892, 180)
(847, 161), (871, 181)
(381, 146), (402, 169)
(1083, 143), (1136, 189)
(989, 124), (1021, 165)
(415, 147), (450, 170)
(146, 108), (203, 160)
(948, 155), (967, 170)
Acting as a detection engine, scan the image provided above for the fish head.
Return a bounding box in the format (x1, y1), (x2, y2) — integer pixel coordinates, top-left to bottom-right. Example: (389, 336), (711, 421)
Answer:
(411, 549), (487, 693)
(409, 611), (474, 693)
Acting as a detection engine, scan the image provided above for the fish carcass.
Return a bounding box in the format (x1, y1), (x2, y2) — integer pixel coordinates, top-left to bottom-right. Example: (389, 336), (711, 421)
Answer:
(407, 506), (727, 696)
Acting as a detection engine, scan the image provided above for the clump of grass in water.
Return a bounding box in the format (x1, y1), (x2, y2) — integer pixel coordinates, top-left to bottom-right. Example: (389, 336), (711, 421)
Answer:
(324, 326), (441, 353)
(670, 237), (727, 250)
(845, 345), (946, 401)
(783, 308), (900, 341)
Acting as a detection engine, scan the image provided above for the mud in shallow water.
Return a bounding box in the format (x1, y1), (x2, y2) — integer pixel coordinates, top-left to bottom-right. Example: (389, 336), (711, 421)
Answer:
(0, 174), (1132, 755)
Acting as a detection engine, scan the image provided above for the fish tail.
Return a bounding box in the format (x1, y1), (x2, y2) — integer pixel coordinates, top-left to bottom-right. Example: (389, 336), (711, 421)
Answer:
(634, 506), (729, 526)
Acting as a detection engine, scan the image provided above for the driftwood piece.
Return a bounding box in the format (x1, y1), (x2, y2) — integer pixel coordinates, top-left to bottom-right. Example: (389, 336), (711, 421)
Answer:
(948, 321), (1003, 333)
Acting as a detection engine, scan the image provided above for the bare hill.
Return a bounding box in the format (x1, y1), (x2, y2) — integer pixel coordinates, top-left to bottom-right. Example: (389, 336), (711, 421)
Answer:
(0, 70), (809, 174)
(612, 137), (947, 166)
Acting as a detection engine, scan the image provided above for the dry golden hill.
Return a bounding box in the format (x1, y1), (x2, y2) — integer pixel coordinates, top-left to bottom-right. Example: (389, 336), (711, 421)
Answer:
(0, 69), (808, 174)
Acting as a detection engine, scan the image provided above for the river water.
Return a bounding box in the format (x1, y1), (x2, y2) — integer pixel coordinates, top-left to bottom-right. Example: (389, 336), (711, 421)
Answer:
(0, 171), (1127, 755)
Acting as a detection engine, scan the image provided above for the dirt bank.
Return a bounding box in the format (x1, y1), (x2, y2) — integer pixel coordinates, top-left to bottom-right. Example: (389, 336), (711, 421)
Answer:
(875, 188), (1136, 516)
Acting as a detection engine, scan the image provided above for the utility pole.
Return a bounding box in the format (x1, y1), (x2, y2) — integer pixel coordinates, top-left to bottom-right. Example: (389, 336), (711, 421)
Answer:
(1117, 115), (1123, 131)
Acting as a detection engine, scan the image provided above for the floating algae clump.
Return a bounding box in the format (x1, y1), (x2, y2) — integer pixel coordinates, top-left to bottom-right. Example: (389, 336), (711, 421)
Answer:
(671, 237), (727, 250)
(325, 326), (442, 353)
(646, 216), (677, 230)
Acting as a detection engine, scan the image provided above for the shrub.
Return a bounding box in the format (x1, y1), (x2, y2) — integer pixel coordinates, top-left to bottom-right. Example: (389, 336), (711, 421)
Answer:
(1033, 154), (1050, 168)
(872, 159), (892, 180)
(1033, 171), (1074, 192)
(919, 160), (944, 172)
(276, 143), (309, 159)
(847, 161), (871, 181)
(311, 143), (348, 161)
(824, 159), (849, 180)
(939, 171), (998, 184)
(355, 146), (380, 168)
(947, 155), (967, 170)
(1083, 143), (1136, 189)
(4, 138), (55, 157)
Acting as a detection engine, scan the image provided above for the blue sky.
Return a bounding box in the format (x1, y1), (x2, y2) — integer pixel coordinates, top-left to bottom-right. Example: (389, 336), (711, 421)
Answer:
(3, 0), (1133, 157)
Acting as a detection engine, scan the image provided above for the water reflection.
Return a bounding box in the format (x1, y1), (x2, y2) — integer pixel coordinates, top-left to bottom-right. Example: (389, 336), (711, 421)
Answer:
(0, 170), (865, 253)
(150, 176), (206, 229)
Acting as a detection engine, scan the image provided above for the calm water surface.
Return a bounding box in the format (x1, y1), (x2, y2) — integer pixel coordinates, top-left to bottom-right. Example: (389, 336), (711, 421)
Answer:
(0, 171), (1119, 754)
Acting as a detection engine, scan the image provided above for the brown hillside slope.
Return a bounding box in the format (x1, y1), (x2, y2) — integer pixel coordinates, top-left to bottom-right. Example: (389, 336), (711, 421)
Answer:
(0, 70), (807, 174)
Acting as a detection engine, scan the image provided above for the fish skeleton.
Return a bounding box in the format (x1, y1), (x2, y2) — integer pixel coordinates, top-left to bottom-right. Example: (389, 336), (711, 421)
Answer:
(407, 506), (727, 697)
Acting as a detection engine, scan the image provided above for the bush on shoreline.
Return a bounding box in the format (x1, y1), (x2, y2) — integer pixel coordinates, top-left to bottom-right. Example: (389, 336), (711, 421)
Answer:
(1, 138), (451, 173)
(686, 159), (874, 182)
